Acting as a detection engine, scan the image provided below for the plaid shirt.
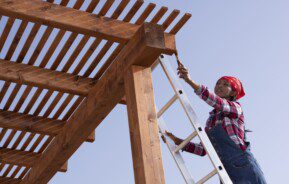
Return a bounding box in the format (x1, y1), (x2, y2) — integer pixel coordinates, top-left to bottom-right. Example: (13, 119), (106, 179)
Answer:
(183, 85), (246, 156)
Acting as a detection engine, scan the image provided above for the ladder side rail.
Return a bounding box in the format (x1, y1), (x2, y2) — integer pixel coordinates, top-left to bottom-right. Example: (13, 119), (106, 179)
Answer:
(153, 59), (195, 184)
(158, 55), (233, 184)
(158, 117), (196, 184)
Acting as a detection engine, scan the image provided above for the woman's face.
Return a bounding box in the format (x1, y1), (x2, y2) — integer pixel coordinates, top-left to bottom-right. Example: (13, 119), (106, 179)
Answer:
(214, 79), (236, 99)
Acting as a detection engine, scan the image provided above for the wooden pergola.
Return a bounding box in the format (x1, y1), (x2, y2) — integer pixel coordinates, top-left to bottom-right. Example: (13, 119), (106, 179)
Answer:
(0, 0), (191, 183)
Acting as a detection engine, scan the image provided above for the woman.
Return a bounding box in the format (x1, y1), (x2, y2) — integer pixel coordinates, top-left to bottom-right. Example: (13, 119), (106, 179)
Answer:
(166, 64), (267, 183)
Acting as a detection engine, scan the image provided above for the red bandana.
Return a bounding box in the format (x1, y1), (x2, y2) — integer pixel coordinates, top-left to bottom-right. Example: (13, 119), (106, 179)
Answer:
(219, 76), (245, 100)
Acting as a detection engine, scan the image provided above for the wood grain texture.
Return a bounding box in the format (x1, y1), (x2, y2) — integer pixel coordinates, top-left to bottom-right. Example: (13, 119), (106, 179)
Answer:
(0, 0), (138, 43)
(0, 110), (65, 136)
(0, 0), (190, 179)
(0, 0), (176, 54)
(0, 59), (95, 96)
(20, 23), (166, 184)
(0, 176), (22, 183)
(0, 147), (67, 173)
(0, 147), (40, 167)
(124, 66), (165, 184)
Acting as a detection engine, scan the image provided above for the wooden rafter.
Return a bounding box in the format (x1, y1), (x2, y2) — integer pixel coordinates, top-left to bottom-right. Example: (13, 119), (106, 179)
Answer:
(0, 0), (176, 54)
(0, 176), (21, 184)
(51, 0), (191, 35)
(0, 147), (40, 167)
(0, 110), (65, 136)
(0, 0), (136, 43)
(20, 23), (166, 184)
(0, 59), (95, 96)
(0, 109), (95, 143)
(0, 147), (67, 173)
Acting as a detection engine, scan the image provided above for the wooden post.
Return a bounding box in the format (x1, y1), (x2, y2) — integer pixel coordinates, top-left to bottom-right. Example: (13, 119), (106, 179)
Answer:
(124, 65), (165, 184)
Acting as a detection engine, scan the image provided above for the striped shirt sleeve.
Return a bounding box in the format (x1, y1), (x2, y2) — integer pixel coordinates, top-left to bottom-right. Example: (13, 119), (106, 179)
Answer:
(195, 85), (243, 118)
(182, 142), (207, 156)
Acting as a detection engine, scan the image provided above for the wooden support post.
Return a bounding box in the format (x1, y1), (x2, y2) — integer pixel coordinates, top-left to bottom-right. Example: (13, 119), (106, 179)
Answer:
(124, 66), (165, 184)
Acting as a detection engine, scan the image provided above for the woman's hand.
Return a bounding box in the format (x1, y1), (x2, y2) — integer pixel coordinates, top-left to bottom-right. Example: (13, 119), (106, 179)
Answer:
(177, 65), (191, 82)
(177, 64), (200, 91)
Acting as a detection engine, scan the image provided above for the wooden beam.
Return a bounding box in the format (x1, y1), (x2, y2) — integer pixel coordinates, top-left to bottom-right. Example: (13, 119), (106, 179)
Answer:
(0, 59), (95, 96)
(0, 110), (94, 143)
(0, 0), (136, 43)
(0, 148), (67, 173)
(0, 147), (40, 167)
(0, 0), (176, 54)
(20, 23), (166, 184)
(124, 66), (165, 184)
(164, 33), (176, 55)
(0, 176), (21, 184)
(0, 110), (65, 136)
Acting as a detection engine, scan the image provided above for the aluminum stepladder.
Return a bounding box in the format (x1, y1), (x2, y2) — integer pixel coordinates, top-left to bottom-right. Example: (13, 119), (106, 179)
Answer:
(155, 55), (233, 184)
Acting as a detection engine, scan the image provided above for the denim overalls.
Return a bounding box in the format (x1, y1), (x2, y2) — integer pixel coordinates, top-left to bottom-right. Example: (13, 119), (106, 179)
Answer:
(207, 124), (267, 184)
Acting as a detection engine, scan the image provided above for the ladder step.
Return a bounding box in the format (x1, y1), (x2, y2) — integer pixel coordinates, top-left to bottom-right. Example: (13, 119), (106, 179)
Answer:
(157, 94), (178, 118)
(174, 131), (198, 153)
(196, 169), (218, 184)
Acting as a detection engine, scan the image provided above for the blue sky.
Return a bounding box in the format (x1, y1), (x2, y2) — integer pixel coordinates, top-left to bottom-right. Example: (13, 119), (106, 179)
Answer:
(0, 0), (287, 183)
(50, 0), (288, 183)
